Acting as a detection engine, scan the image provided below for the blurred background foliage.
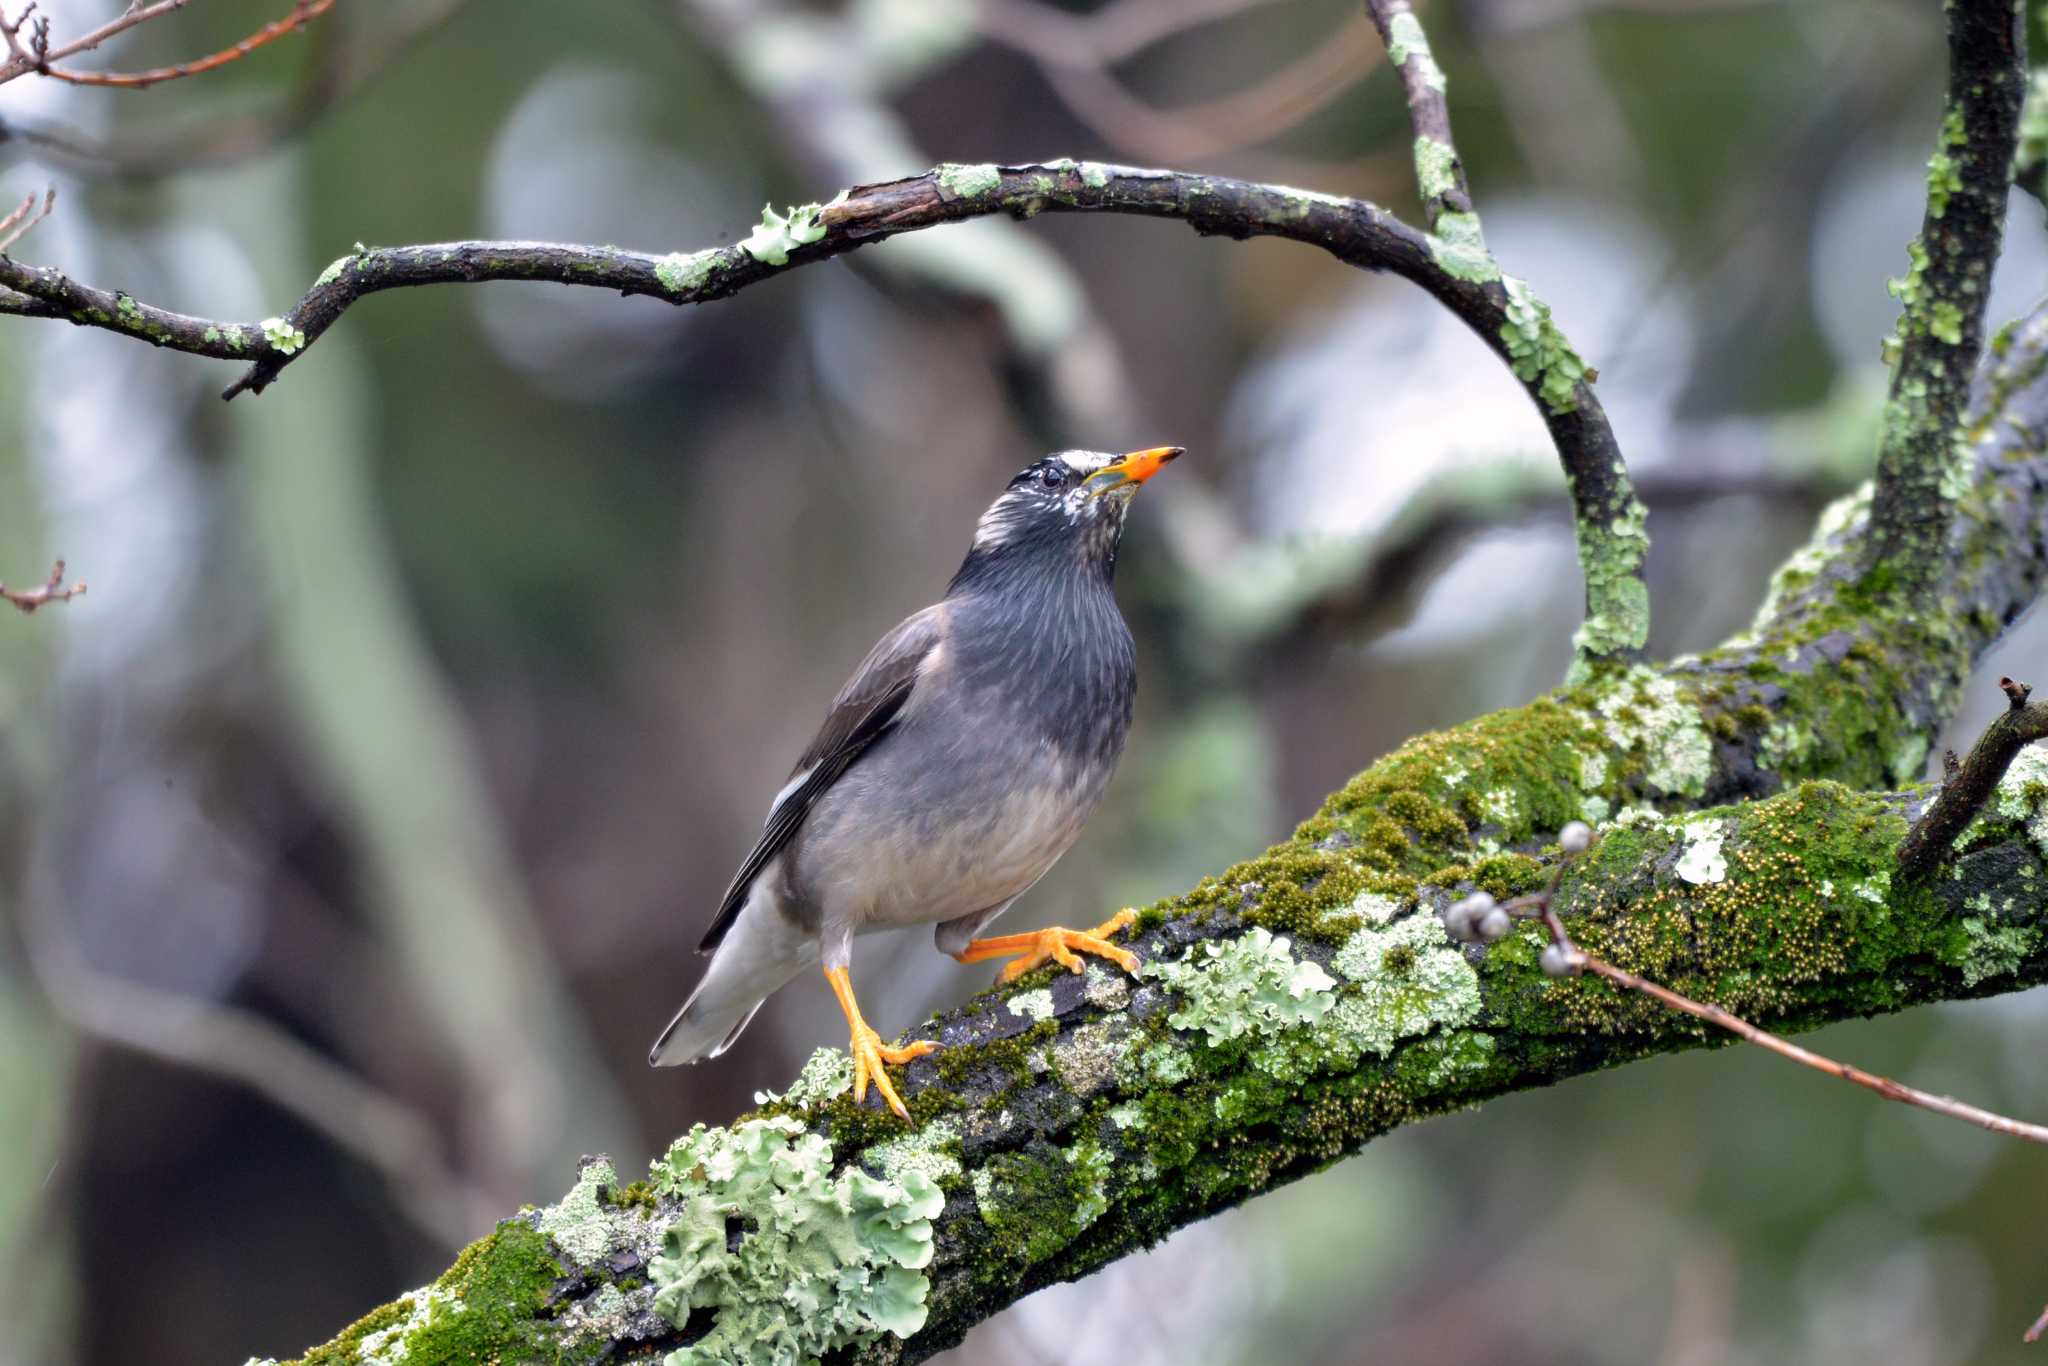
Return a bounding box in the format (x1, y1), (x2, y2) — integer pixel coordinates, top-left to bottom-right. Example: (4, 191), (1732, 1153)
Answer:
(3, 0), (2047, 1362)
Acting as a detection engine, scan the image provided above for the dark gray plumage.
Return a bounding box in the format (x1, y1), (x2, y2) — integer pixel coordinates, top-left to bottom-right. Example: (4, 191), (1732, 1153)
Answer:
(649, 446), (1182, 1116)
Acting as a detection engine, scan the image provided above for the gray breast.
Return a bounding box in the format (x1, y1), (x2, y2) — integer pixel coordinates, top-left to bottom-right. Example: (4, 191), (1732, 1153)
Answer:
(787, 578), (1135, 937)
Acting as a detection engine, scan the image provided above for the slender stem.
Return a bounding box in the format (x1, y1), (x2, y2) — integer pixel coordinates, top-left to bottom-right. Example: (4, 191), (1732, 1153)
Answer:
(37, 0), (333, 90)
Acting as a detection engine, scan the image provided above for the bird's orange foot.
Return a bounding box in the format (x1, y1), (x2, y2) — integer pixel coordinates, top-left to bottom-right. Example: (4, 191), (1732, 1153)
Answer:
(849, 1023), (939, 1120)
(958, 909), (1141, 984)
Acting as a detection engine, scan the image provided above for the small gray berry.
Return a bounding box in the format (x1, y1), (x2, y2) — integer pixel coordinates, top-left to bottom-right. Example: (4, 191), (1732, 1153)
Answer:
(1444, 901), (1479, 942)
(1559, 821), (1594, 855)
(1540, 942), (1581, 978)
(1477, 907), (1512, 943)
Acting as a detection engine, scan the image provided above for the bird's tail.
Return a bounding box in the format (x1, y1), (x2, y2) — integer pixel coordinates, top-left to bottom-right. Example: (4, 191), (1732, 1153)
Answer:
(649, 891), (814, 1066)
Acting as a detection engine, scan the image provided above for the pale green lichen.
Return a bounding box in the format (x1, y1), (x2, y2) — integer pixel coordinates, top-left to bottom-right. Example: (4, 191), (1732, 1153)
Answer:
(648, 1116), (943, 1363)
(751, 1045), (853, 1107)
(1675, 818), (1729, 885)
(1990, 745), (2048, 855)
(1499, 276), (1588, 414)
(260, 315), (308, 355)
(1008, 988), (1056, 1022)
(654, 249), (718, 296)
(1760, 719), (1815, 773)
(863, 1119), (964, 1186)
(1080, 162), (1110, 188)
(536, 1158), (619, 1266)
(935, 162), (1002, 199)
(1065, 1139), (1112, 1228)
(1325, 912), (1482, 1057)
(1052, 1018), (1127, 1097)
(1107, 1101), (1146, 1130)
(1345, 889), (1406, 924)
(315, 255), (352, 288)
(1591, 666), (1714, 798)
(1428, 213), (1499, 282)
(1141, 927), (1337, 1044)
(1413, 137), (1459, 203)
(1565, 499), (1652, 676)
(1385, 11), (1446, 93)
(202, 326), (222, 344)
(1957, 916), (2041, 987)
(741, 200), (833, 267)
(1730, 483), (1872, 646)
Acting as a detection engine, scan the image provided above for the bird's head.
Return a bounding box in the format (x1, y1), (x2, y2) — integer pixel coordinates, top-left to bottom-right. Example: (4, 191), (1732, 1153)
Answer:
(952, 447), (1183, 590)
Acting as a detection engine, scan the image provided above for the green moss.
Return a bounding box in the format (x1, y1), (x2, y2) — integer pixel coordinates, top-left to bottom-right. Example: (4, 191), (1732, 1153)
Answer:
(1926, 105), (1967, 219)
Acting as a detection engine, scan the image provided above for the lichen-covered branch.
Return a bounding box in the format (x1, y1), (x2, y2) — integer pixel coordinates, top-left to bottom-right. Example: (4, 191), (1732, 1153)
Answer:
(1865, 0), (2026, 591)
(0, 154), (1640, 669)
(262, 770), (2048, 1366)
(1362, 0), (1648, 678)
(258, 306), (2048, 1366)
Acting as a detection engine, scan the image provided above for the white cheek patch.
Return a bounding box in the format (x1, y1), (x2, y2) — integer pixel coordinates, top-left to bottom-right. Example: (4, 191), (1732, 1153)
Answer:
(972, 491), (1028, 549)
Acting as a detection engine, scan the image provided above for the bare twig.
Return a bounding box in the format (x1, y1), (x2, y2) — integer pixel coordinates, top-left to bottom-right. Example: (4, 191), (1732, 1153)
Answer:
(2028, 1300), (2048, 1344)
(0, 558), (84, 614)
(0, 185), (52, 252)
(35, 0), (333, 90)
(0, 0), (195, 86)
(1865, 0), (2026, 592)
(1898, 677), (2048, 880)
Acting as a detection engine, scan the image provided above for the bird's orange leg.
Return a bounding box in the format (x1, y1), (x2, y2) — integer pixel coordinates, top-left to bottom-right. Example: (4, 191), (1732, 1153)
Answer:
(824, 966), (938, 1120)
(955, 909), (1141, 984)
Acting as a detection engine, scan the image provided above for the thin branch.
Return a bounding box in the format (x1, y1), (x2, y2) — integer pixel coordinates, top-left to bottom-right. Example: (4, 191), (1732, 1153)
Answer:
(36, 0), (333, 90)
(978, 1), (1381, 165)
(0, 184), (52, 252)
(0, 0), (194, 86)
(20, 878), (484, 1249)
(1865, 0), (2026, 592)
(2028, 1301), (2048, 1344)
(1536, 907), (2048, 1145)
(0, 558), (84, 614)
(1359, 0), (1648, 675)
(1898, 676), (2048, 880)
(1363, 0), (1475, 233)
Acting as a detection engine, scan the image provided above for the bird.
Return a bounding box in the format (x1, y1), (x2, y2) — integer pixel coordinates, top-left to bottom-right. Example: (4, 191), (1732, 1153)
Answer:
(649, 445), (1184, 1118)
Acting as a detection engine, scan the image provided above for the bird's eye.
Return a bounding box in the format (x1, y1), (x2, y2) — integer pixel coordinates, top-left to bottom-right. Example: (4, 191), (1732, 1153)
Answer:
(1039, 465), (1067, 490)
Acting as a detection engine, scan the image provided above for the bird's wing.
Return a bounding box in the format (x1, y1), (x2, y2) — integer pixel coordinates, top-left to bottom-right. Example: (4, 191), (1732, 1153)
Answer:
(697, 604), (946, 953)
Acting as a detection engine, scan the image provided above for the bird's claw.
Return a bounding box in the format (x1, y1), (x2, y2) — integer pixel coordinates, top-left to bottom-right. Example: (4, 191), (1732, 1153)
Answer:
(849, 1023), (938, 1120)
(965, 909), (1142, 985)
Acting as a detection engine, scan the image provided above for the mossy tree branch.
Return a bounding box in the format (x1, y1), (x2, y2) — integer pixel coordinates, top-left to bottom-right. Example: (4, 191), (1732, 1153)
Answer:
(1865, 0), (2026, 593)
(0, 151), (1642, 670)
(258, 302), (2048, 1365)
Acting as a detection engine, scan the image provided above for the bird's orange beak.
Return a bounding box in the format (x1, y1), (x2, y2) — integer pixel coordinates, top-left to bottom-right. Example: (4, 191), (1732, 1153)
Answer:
(1086, 446), (1185, 496)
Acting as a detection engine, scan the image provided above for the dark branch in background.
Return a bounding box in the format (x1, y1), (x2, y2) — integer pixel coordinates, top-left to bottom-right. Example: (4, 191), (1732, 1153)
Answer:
(977, 0), (1382, 167)
(1360, 0), (1648, 678)
(1864, 0), (2025, 592)
(31, 0), (331, 90)
(0, 0), (467, 178)
(1897, 677), (2048, 881)
(0, 158), (1636, 668)
(0, 559), (83, 614)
